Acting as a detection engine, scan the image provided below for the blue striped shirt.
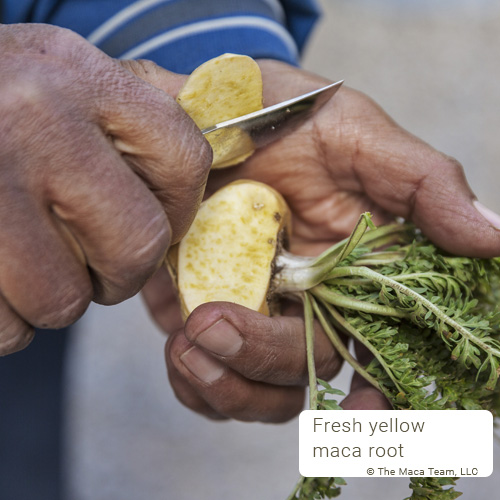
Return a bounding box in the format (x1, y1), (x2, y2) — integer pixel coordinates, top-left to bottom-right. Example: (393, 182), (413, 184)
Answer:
(1, 0), (320, 73)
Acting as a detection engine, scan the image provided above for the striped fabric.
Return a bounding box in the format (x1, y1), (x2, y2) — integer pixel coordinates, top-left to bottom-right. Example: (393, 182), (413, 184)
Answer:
(1, 0), (321, 73)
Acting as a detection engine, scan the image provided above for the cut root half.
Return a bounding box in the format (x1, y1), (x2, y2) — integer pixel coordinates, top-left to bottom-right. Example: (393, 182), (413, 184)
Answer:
(172, 180), (290, 318)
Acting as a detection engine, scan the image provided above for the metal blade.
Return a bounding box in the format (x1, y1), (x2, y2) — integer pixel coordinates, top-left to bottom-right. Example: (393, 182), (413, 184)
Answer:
(202, 80), (343, 167)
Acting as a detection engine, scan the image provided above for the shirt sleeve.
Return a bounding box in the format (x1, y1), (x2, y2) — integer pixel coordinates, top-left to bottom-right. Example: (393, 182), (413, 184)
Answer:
(5, 0), (321, 73)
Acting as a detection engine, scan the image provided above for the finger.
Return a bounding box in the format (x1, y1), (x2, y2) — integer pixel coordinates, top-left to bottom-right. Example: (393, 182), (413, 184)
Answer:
(141, 265), (184, 334)
(166, 334), (227, 420)
(42, 122), (172, 305)
(321, 87), (500, 257)
(350, 131), (500, 257)
(167, 330), (305, 422)
(0, 294), (34, 355)
(96, 59), (212, 243)
(0, 190), (93, 328)
(353, 339), (375, 366)
(183, 301), (344, 386)
(341, 372), (392, 410)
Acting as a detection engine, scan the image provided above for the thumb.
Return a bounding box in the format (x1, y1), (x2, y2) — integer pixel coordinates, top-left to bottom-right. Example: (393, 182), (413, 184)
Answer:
(371, 136), (500, 258)
(402, 150), (500, 259)
(332, 91), (500, 258)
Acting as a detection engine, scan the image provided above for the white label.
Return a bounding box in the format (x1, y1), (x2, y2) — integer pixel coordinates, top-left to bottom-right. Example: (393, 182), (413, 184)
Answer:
(299, 410), (493, 477)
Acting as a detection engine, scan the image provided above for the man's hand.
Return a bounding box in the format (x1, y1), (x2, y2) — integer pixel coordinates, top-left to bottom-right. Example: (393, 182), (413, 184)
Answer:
(142, 60), (500, 421)
(0, 24), (212, 355)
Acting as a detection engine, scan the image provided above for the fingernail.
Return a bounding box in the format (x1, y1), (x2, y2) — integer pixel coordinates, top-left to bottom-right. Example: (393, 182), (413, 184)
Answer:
(195, 319), (243, 356)
(474, 200), (500, 230)
(180, 346), (225, 383)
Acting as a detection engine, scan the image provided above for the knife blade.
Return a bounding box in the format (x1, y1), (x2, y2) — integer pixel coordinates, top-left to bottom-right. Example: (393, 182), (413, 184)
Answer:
(201, 80), (343, 168)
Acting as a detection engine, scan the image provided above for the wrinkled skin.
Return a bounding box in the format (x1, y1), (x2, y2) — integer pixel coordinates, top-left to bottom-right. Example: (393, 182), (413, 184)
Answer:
(142, 59), (500, 422)
(0, 24), (212, 354)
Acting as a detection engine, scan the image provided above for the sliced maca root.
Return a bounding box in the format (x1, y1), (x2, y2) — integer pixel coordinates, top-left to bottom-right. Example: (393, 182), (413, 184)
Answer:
(171, 180), (290, 319)
(176, 53), (263, 168)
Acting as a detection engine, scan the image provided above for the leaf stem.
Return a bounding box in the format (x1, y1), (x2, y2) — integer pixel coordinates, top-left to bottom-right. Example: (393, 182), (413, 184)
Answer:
(310, 297), (381, 392)
(318, 299), (404, 396)
(312, 283), (409, 318)
(303, 292), (318, 410)
(273, 217), (414, 295)
(312, 213), (373, 268)
(328, 266), (500, 361)
(352, 250), (407, 266)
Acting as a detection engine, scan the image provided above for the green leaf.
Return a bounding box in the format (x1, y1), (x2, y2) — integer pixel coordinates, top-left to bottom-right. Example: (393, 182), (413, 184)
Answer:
(289, 217), (500, 500)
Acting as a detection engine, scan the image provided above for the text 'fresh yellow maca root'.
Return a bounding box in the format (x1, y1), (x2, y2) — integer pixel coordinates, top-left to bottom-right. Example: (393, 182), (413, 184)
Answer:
(173, 181), (290, 319)
(176, 53), (263, 168)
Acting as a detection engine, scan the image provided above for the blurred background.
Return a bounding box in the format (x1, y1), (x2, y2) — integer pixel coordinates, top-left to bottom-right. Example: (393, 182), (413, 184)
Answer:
(65, 1), (500, 499)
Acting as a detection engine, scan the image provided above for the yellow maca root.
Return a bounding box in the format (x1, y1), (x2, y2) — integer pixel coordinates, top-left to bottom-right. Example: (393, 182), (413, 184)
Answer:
(176, 53), (263, 168)
(176, 54), (262, 129)
(172, 180), (290, 319)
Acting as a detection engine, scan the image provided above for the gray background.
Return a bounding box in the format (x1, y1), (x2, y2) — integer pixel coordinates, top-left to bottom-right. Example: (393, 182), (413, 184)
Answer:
(65, 2), (500, 499)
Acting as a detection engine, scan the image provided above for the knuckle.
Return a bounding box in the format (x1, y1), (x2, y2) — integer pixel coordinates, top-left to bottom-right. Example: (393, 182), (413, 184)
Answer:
(120, 59), (162, 80)
(434, 154), (466, 181)
(0, 74), (77, 154)
(0, 75), (43, 110)
(0, 75), (52, 141)
(244, 349), (283, 383)
(444, 155), (464, 171)
(243, 319), (306, 385)
(444, 155), (463, 172)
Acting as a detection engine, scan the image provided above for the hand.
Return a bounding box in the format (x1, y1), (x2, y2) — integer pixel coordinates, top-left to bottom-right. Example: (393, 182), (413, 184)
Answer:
(0, 24), (212, 355)
(143, 60), (500, 421)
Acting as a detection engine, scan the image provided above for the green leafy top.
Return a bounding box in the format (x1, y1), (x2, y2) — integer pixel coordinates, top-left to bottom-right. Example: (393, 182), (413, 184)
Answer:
(312, 215), (500, 411)
(284, 214), (500, 500)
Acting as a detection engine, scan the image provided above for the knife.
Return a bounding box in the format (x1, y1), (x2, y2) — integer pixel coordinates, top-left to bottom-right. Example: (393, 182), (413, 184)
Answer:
(201, 80), (343, 168)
